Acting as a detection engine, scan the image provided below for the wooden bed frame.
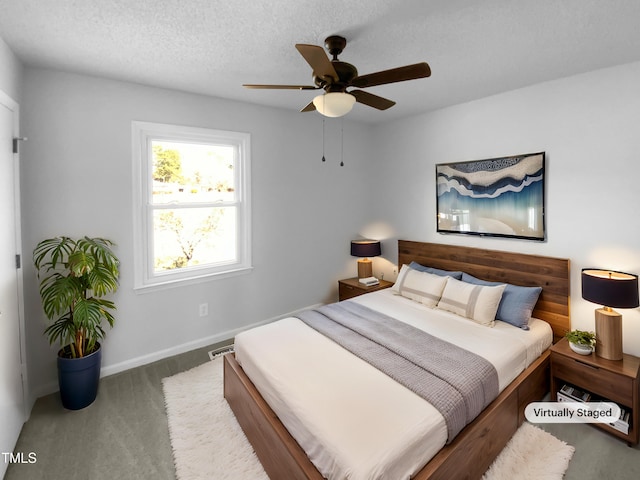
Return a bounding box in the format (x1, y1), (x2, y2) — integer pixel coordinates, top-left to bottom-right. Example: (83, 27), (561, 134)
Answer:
(224, 241), (571, 479)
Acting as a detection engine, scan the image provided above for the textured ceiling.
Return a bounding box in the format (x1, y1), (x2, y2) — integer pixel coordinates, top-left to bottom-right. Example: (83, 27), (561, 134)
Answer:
(2, 0), (640, 124)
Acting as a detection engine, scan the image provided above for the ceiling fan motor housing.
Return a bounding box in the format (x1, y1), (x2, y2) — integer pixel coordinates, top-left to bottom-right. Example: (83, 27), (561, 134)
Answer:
(311, 36), (358, 92)
(315, 61), (358, 92)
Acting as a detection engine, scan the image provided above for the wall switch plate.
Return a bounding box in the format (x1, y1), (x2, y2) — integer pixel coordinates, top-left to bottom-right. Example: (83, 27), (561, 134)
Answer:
(199, 303), (209, 317)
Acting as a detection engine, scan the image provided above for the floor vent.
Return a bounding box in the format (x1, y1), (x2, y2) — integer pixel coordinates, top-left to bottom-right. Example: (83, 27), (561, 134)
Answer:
(208, 345), (234, 360)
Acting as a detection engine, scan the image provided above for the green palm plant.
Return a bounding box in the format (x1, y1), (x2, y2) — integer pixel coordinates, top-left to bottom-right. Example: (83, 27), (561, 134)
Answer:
(33, 236), (120, 358)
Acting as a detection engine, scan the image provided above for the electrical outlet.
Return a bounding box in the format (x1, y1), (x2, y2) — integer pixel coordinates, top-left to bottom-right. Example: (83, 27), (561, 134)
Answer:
(393, 267), (398, 276)
(199, 303), (209, 317)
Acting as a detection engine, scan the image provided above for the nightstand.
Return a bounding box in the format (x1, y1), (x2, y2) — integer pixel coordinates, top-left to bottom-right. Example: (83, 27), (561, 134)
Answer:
(550, 337), (640, 445)
(338, 277), (393, 301)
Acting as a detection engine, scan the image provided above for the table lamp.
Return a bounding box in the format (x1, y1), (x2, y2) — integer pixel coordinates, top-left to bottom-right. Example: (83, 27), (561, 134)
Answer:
(581, 268), (639, 360)
(350, 240), (381, 279)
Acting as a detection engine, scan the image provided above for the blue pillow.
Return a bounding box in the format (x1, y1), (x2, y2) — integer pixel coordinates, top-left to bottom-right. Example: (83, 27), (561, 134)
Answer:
(461, 273), (542, 330)
(409, 261), (463, 280)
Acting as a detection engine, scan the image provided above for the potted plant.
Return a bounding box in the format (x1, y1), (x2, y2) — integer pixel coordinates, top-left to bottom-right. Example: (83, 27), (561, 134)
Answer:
(565, 329), (596, 355)
(33, 236), (119, 410)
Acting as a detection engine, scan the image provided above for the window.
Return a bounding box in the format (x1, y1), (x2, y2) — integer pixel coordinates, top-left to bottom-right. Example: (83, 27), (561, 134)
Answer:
(132, 122), (251, 290)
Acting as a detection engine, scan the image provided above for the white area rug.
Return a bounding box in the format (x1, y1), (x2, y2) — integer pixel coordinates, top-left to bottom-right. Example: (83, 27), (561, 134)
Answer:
(162, 355), (267, 480)
(482, 422), (575, 480)
(163, 356), (574, 480)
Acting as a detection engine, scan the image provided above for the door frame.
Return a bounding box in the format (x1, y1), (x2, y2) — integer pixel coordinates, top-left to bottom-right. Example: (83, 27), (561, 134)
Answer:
(0, 88), (28, 421)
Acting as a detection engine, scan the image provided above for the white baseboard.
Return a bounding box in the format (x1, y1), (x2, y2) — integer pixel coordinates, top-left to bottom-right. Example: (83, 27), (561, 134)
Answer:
(30, 303), (323, 403)
(100, 329), (237, 377)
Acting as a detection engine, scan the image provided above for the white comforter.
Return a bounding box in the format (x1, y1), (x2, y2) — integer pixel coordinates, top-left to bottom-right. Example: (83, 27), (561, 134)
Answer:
(234, 289), (552, 480)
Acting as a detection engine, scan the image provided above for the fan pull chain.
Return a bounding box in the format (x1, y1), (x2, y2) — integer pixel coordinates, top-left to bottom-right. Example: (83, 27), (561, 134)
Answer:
(321, 117), (326, 163)
(340, 119), (344, 167)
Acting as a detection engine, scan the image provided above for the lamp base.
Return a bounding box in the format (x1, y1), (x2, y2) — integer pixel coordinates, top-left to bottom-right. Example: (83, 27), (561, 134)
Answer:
(594, 307), (623, 361)
(357, 258), (373, 279)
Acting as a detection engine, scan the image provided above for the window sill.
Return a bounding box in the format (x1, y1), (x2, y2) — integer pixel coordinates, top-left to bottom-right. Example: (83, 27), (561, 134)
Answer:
(134, 266), (253, 294)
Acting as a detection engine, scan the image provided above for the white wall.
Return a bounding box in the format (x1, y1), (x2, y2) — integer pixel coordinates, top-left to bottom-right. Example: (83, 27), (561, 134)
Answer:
(20, 68), (375, 399)
(20, 59), (640, 401)
(367, 61), (640, 356)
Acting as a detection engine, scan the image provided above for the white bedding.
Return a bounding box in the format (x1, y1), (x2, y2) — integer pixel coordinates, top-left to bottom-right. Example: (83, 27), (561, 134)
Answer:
(234, 289), (552, 480)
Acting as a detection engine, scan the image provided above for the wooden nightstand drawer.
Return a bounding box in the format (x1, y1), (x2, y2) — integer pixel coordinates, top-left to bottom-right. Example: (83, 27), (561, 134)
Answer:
(338, 278), (394, 301)
(338, 282), (360, 301)
(552, 354), (633, 407)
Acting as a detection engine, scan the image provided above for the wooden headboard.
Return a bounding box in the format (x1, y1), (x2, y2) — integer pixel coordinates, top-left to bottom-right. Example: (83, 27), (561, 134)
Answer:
(398, 240), (570, 341)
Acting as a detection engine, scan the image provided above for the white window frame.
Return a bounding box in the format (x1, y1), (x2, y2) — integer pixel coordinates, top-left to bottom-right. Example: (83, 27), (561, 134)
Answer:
(132, 121), (251, 292)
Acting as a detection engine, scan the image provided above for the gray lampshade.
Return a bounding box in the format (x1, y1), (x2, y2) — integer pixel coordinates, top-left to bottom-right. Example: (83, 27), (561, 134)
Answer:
(582, 269), (640, 308)
(350, 240), (381, 258)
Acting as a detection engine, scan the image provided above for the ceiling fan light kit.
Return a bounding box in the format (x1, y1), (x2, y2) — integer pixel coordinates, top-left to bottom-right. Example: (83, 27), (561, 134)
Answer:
(243, 35), (430, 118)
(313, 92), (356, 117)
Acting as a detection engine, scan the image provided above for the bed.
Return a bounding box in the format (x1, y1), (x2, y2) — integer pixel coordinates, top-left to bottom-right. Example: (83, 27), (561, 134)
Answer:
(224, 240), (570, 479)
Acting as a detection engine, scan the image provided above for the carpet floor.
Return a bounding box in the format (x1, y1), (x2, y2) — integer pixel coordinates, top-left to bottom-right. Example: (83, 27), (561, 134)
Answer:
(163, 356), (574, 480)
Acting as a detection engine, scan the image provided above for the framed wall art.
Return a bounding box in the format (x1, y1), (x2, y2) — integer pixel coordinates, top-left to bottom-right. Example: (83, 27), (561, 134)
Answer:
(436, 152), (545, 241)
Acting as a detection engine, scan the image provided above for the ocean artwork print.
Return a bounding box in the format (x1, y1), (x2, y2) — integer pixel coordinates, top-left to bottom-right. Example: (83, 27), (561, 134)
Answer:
(436, 152), (545, 241)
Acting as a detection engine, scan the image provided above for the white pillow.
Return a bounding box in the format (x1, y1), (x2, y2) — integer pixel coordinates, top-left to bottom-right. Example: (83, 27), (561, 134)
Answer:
(392, 264), (448, 307)
(436, 276), (506, 327)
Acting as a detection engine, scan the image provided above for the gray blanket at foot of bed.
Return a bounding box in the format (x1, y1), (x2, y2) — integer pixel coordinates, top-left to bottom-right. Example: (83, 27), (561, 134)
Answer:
(297, 301), (499, 442)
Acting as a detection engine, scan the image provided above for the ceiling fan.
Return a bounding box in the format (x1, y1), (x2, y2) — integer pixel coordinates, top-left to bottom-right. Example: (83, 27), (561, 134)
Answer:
(243, 35), (431, 117)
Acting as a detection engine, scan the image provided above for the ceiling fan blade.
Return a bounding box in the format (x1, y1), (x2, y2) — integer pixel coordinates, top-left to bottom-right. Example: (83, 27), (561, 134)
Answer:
(300, 101), (316, 113)
(243, 84), (319, 90)
(351, 62), (431, 88)
(350, 90), (396, 110)
(295, 44), (339, 82)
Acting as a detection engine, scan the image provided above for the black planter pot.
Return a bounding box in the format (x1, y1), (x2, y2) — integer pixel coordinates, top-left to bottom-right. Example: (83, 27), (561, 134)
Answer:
(57, 342), (102, 410)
